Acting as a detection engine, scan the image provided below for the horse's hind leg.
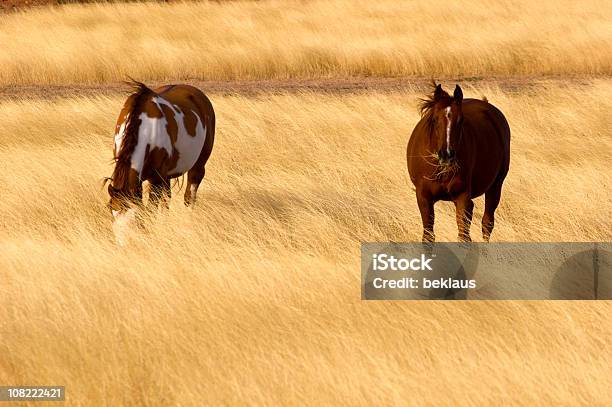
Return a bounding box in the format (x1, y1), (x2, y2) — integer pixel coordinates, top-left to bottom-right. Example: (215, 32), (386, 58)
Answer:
(482, 181), (503, 242)
(184, 166), (205, 207)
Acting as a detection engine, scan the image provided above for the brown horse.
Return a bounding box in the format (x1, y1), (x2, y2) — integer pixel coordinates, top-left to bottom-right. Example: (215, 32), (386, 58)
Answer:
(107, 82), (215, 234)
(407, 82), (510, 242)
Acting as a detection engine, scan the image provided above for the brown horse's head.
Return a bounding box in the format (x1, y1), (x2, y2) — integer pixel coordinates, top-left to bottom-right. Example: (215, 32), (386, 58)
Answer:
(419, 83), (464, 163)
(107, 145), (143, 222)
(107, 182), (139, 217)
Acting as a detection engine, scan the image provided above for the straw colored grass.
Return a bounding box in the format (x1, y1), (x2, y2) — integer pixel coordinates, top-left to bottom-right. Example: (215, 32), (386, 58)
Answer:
(0, 0), (611, 85)
(0, 81), (611, 405)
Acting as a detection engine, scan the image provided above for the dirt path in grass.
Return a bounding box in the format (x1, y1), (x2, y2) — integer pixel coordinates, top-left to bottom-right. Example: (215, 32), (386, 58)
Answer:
(0, 75), (606, 99)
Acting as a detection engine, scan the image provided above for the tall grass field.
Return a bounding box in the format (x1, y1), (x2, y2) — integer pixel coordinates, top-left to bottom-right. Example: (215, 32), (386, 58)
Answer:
(1, 81), (611, 404)
(0, 0), (610, 84)
(1, 0), (611, 405)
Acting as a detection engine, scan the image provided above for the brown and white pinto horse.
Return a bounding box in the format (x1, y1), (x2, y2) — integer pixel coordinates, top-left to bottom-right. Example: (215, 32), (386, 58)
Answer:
(407, 82), (510, 242)
(107, 82), (215, 231)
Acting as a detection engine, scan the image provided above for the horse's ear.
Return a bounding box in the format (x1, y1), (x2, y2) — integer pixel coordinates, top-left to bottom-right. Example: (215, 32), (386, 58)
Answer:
(434, 84), (443, 101)
(453, 85), (463, 103)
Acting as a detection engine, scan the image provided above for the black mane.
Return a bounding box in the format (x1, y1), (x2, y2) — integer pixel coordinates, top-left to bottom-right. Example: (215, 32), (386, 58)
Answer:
(418, 80), (451, 132)
(111, 81), (154, 189)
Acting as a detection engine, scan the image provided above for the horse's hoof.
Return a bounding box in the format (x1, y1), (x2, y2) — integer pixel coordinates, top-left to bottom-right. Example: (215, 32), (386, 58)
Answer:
(422, 234), (435, 243)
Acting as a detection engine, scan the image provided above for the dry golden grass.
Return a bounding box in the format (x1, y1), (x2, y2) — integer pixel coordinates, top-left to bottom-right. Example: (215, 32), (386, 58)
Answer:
(1, 81), (611, 405)
(0, 0), (611, 85)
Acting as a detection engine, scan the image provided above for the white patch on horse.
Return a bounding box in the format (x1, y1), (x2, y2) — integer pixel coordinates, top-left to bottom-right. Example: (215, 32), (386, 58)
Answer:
(445, 106), (452, 155)
(114, 113), (129, 156)
(129, 102), (173, 176)
(123, 96), (206, 178)
(155, 97), (207, 176)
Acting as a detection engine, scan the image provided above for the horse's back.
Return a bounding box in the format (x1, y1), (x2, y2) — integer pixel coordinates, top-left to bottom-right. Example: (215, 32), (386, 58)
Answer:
(131, 84), (214, 177)
(154, 84), (215, 122)
(157, 85), (215, 165)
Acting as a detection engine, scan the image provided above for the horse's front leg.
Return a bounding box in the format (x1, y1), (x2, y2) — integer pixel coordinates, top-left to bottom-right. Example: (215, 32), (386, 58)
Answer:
(416, 194), (435, 242)
(148, 182), (163, 210)
(160, 177), (171, 209)
(148, 176), (170, 210)
(454, 193), (474, 242)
